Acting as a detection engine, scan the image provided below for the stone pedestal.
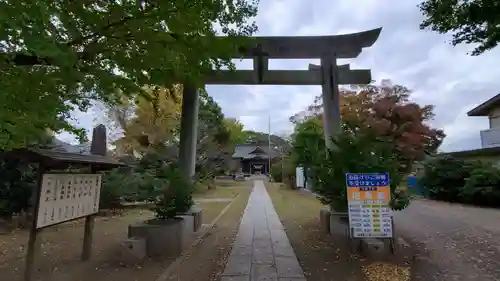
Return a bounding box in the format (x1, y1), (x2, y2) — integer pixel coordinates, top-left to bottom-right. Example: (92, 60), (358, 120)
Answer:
(319, 207), (349, 236)
(319, 206), (331, 234)
(317, 208), (415, 264)
(128, 218), (184, 257)
(179, 206), (203, 232)
(357, 237), (414, 264)
(120, 238), (147, 264)
(329, 211), (349, 236)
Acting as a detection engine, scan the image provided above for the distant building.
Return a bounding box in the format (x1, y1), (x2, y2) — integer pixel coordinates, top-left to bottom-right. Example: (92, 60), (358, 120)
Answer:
(468, 93), (500, 149)
(441, 93), (500, 165)
(231, 141), (281, 174)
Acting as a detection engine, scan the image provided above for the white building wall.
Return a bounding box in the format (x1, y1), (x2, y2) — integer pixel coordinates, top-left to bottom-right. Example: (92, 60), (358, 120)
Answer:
(489, 107), (500, 129)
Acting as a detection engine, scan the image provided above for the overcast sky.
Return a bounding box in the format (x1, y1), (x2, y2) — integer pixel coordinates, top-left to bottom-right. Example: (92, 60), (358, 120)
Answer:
(59, 0), (500, 152)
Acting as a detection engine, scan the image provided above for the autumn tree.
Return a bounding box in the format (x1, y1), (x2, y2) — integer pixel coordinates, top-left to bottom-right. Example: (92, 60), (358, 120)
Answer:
(106, 86), (182, 156)
(339, 82), (445, 171)
(290, 81), (445, 210)
(419, 0), (500, 55)
(0, 0), (259, 150)
(292, 81), (444, 173)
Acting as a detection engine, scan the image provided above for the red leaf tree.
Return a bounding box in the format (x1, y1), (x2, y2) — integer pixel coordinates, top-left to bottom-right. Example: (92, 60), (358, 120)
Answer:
(290, 80), (445, 174)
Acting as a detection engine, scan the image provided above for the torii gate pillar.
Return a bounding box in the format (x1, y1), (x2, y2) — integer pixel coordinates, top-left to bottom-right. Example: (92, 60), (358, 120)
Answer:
(320, 56), (341, 150)
(178, 84), (200, 181)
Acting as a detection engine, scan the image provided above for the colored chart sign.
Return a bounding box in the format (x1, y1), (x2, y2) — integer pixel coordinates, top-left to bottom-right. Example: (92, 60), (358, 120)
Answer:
(346, 173), (393, 238)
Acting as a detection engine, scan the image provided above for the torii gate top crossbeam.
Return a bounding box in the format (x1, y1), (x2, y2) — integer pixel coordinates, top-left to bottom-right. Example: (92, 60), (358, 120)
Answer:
(230, 28), (382, 59)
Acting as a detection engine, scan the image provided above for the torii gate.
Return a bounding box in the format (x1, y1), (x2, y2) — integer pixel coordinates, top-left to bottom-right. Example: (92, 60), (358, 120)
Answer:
(178, 28), (382, 179)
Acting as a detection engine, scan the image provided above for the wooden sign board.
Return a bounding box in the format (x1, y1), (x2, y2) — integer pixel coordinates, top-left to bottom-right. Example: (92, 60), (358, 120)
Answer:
(36, 174), (102, 229)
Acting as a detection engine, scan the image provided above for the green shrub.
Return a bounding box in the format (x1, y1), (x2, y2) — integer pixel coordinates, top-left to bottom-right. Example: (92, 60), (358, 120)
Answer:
(418, 156), (474, 202)
(462, 163), (500, 207)
(152, 164), (194, 220)
(312, 133), (410, 212)
(0, 159), (36, 219)
(270, 162), (283, 182)
(270, 158), (296, 188)
(419, 156), (500, 207)
(100, 168), (146, 209)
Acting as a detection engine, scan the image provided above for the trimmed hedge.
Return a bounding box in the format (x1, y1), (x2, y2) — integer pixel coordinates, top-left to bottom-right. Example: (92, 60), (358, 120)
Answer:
(418, 155), (500, 207)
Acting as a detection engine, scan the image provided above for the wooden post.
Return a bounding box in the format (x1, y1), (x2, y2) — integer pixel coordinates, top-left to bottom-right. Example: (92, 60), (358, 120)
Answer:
(81, 216), (95, 261)
(82, 124), (107, 261)
(389, 216), (396, 254)
(24, 165), (45, 281)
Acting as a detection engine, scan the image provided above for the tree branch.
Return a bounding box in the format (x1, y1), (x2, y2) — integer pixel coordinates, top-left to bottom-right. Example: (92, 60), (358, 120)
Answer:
(1, 3), (190, 67)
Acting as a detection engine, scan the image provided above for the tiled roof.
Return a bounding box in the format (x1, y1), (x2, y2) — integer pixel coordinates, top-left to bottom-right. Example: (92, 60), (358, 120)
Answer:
(0, 138), (122, 170)
(49, 139), (91, 154)
(232, 144), (280, 159)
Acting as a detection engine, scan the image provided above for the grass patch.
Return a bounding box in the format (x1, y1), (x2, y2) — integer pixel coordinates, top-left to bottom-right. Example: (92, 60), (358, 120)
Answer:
(194, 181), (250, 200)
(215, 179), (248, 187)
(266, 182), (367, 281)
(198, 201), (231, 225)
(194, 187), (239, 199)
(195, 181), (251, 224)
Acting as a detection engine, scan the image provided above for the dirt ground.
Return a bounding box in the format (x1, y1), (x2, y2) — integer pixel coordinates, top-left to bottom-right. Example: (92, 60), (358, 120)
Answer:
(0, 181), (251, 281)
(266, 183), (411, 281)
(160, 182), (252, 281)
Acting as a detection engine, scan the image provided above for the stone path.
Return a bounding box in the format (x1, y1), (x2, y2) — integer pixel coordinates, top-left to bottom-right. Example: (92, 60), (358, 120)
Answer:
(220, 180), (306, 281)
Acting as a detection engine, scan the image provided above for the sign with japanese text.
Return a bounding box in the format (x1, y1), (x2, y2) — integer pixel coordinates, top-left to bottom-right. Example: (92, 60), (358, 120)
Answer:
(346, 173), (393, 238)
(36, 174), (102, 229)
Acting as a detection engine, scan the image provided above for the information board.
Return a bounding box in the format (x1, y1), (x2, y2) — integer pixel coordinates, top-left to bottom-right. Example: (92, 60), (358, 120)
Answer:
(346, 173), (393, 238)
(36, 174), (102, 229)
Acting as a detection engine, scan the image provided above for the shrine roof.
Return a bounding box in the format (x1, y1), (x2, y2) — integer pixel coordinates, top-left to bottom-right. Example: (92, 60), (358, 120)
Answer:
(232, 144), (280, 159)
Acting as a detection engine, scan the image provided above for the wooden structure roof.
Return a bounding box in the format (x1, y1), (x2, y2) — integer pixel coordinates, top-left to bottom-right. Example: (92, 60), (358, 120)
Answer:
(232, 144), (280, 159)
(0, 147), (124, 170)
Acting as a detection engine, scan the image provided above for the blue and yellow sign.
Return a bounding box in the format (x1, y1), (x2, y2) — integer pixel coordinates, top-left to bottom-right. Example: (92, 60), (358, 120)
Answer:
(345, 173), (393, 238)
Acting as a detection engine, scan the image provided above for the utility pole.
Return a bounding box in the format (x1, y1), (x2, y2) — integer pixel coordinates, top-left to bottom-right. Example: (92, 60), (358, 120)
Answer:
(280, 146), (284, 182)
(268, 115), (271, 176)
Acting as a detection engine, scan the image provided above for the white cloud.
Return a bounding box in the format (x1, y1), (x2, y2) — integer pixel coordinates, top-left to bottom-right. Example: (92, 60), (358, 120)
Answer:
(66, 0), (500, 152)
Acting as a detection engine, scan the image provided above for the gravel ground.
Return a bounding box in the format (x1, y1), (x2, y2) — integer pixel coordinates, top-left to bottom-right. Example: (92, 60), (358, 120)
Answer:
(393, 199), (500, 281)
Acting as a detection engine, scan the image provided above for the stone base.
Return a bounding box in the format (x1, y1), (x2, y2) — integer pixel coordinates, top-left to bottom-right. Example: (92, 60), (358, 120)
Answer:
(353, 237), (414, 264)
(319, 207), (350, 237)
(179, 207), (203, 232)
(319, 206), (331, 234)
(120, 238), (147, 264)
(329, 211), (349, 236)
(178, 215), (194, 240)
(128, 218), (184, 257)
(318, 206), (415, 264)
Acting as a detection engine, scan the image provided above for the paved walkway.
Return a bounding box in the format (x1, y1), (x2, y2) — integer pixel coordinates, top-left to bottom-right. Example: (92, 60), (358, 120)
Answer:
(220, 180), (306, 281)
